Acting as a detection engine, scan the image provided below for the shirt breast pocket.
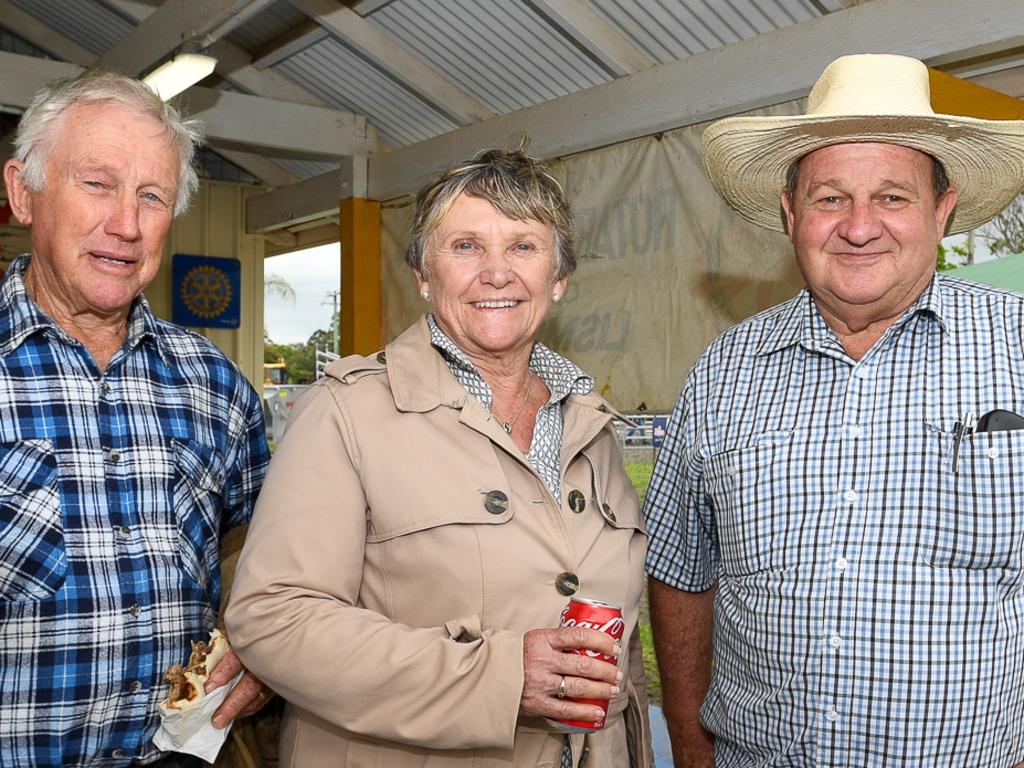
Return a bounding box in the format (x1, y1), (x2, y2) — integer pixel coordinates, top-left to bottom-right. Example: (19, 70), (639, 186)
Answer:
(171, 438), (226, 589)
(929, 428), (1024, 571)
(705, 430), (804, 576)
(0, 440), (66, 601)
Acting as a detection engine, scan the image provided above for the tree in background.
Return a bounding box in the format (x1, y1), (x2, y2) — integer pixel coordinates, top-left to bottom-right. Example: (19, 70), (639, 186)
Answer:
(263, 312), (340, 385)
(936, 242), (969, 272)
(977, 194), (1024, 256)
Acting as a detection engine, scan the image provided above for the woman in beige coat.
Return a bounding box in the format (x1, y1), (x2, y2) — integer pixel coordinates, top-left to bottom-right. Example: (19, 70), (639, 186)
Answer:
(225, 149), (651, 768)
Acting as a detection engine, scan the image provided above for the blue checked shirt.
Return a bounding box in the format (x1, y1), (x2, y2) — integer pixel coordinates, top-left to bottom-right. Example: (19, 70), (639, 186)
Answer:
(0, 255), (270, 767)
(645, 275), (1024, 767)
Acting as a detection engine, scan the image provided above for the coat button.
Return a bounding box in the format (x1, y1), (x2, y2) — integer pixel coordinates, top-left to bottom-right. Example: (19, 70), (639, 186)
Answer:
(376, 351), (387, 364)
(556, 571), (580, 596)
(601, 502), (616, 523)
(483, 490), (508, 515)
(567, 489), (586, 514)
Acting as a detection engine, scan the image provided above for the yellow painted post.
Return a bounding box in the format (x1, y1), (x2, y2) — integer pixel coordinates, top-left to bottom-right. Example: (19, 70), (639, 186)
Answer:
(339, 195), (382, 356)
(929, 68), (1024, 119)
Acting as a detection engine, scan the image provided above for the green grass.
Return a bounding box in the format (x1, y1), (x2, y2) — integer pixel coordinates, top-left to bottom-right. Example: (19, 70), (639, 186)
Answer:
(625, 459), (661, 705)
(625, 458), (654, 504)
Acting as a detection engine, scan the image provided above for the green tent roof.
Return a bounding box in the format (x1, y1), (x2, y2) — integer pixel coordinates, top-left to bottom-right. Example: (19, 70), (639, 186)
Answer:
(947, 253), (1024, 293)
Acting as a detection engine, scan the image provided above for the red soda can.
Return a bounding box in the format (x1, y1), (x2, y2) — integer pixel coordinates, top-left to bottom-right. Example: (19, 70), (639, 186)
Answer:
(545, 597), (625, 733)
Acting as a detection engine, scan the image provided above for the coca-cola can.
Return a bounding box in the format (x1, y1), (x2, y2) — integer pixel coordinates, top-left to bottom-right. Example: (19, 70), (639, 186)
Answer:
(545, 597), (625, 733)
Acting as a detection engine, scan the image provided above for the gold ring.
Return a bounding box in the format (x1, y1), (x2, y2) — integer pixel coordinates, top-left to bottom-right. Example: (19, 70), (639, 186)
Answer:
(556, 676), (567, 699)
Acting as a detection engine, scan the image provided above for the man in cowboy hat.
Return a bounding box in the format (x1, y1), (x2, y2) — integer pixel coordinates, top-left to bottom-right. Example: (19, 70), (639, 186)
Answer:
(644, 53), (1024, 767)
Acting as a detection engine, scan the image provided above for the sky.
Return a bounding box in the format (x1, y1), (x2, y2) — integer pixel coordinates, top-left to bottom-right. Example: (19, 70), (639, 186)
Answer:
(263, 243), (341, 345)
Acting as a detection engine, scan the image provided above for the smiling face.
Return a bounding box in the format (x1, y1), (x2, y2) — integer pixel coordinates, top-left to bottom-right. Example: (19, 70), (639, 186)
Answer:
(416, 192), (566, 365)
(781, 142), (957, 336)
(3, 101), (179, 330)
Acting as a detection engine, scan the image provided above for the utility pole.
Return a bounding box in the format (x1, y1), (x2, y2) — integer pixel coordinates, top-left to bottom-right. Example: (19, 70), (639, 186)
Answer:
(322, 290), (340, 354)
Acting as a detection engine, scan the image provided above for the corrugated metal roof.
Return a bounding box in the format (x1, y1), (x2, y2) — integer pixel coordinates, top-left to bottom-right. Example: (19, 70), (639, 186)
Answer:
(226, 2), (308, 53)
(369, 0), (612, 114)
(274, 36), (459, 148)
(8, 0), (133, 58)
(591, 0), (820, 62)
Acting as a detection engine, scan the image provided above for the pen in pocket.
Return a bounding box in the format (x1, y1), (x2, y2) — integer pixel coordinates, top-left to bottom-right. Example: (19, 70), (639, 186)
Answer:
(951, 410), (974, 474)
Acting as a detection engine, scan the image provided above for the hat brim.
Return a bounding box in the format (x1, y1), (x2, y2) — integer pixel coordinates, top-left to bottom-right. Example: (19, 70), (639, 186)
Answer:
(701, 113), (1024, 235)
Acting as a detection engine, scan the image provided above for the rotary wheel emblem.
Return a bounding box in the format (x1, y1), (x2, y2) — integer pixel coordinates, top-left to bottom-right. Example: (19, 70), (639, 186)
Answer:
(181, 265), (233, 319)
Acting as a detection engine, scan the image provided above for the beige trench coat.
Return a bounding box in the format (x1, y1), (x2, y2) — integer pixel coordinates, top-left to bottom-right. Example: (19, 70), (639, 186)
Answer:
(226, 318), (652, 768)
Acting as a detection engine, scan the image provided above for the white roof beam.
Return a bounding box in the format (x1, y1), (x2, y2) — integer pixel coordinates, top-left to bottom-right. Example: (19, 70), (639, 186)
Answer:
(0, 0), (95, 66)
(247, 156), (365, 232)
(287, 0), (494, 125)
(95, 0), (276, 76)
(526, 0), (653, 77)
(0, 52), (80, 108)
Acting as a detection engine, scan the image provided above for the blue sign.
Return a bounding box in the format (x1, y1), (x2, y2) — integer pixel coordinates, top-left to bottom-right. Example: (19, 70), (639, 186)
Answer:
(172, 254), (240, 329)
(652, 416), (669, 449)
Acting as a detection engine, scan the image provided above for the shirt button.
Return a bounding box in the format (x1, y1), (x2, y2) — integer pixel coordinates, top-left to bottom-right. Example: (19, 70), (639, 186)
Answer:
(843, 489), (858, 503)
(111, 749), (127, 759)
(109, 450), (121, 463)
(826, 708), (839, 722)
(128, 603), (141, 618)
(855, 366), (871, 379)
(829, 633), (842, 649)
(118, 525), (131, 537)
(847, 425), (863, 438)
(835, 556), (849, 572)
(128, 680), (143, 694)
(986, 447), (999, 459)
(100, 380), (112, 393)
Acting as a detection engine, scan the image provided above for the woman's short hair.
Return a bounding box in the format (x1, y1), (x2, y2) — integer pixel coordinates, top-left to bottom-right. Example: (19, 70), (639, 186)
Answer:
(13, 70), (204, 217)
(406, 147), (577, 279)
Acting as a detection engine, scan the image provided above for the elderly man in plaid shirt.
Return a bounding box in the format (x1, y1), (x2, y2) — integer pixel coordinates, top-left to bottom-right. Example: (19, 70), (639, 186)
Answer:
(0, 71), (271, 766)
(645, 54), (1024, 767)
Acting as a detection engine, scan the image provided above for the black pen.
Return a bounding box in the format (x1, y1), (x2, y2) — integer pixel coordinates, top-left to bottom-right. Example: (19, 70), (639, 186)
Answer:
(951, 411), (975, 474)
(952, 419), (964, 474)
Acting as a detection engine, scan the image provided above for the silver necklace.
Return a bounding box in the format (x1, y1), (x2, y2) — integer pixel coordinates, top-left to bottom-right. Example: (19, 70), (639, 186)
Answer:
(501, 373), (534, 434)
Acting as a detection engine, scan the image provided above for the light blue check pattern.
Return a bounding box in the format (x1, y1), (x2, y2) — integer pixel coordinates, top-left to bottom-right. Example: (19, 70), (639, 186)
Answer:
(0, 255), (270, 767)
(645, 274), (1024, 767)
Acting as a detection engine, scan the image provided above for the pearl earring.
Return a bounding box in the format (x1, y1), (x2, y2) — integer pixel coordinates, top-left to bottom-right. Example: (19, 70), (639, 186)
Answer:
(421, 289), (430, 300)
(552, 293), (561, 303)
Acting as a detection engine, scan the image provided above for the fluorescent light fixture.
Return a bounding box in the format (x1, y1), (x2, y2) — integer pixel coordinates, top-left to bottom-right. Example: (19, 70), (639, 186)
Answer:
(143, 52), (217, 101)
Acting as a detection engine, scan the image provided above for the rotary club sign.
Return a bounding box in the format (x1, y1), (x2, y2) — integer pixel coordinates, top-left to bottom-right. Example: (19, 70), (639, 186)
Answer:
(172, 254), (241, 329)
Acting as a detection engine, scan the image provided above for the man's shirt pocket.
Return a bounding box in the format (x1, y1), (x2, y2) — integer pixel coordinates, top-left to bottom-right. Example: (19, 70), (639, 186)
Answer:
(0, 440), (65, 601)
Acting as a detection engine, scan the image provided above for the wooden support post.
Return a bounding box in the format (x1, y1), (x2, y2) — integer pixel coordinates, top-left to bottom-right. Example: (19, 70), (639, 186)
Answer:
(339, 195), (381, 356)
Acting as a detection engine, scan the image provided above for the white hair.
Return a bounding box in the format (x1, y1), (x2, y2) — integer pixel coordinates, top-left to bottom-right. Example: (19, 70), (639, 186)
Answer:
(13, 70), (204, 217)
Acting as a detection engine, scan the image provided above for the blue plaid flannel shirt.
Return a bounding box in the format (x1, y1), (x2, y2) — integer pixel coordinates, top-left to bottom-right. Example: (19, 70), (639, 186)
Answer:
(645, 275), (1024, 767)
(0, 255), (270, 767)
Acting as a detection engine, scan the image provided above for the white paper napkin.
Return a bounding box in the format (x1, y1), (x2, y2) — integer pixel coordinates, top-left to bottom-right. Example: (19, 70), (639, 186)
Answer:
(152, 671), (244, 762)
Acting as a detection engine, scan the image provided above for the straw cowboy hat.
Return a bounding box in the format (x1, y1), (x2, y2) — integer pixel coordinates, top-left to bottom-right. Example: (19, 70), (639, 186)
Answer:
(701, 53), (1024, 235)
